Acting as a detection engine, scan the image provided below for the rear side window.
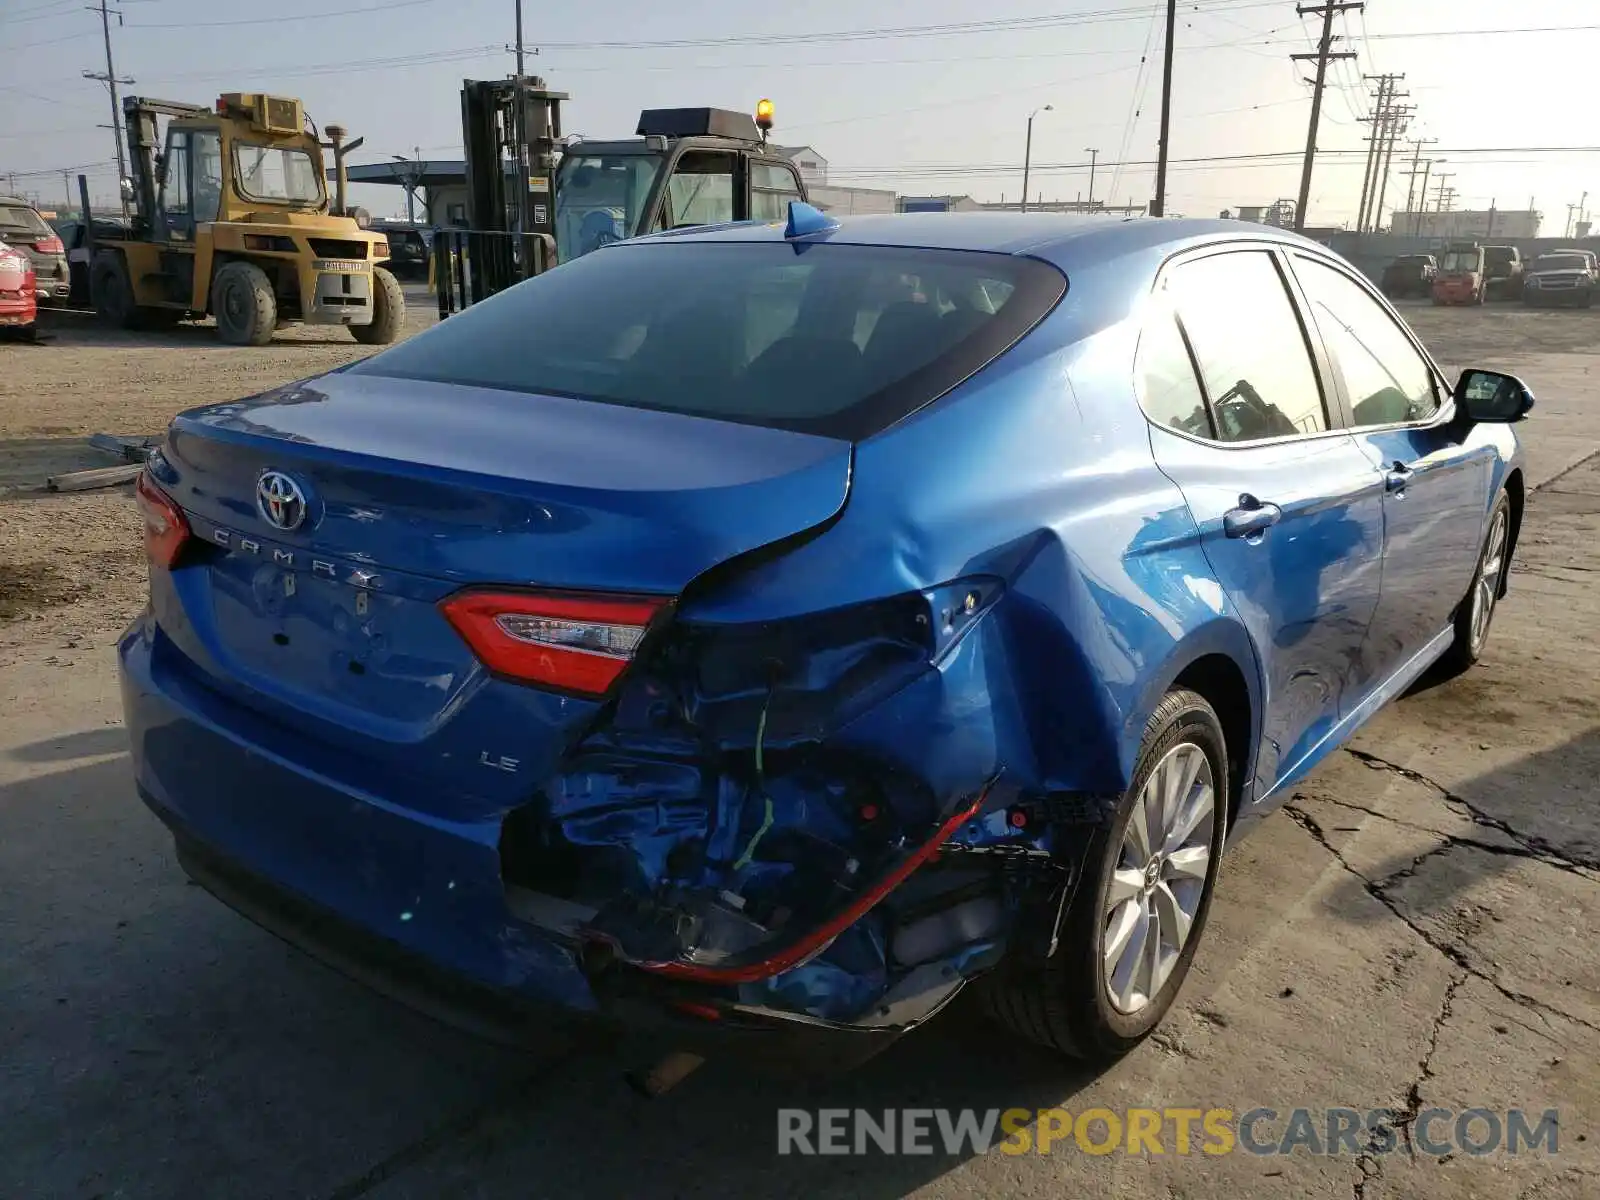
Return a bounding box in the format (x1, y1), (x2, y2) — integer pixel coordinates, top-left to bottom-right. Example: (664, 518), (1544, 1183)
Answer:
(1169, 250), (1327, 443)
(353, 241), (1066, 440)
(1136, 280), (1210, 438)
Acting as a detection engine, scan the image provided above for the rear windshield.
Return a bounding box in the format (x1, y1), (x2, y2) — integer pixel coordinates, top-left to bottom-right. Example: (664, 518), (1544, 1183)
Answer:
(0, 205), (50, 237)
(351, 240), (1065, 440)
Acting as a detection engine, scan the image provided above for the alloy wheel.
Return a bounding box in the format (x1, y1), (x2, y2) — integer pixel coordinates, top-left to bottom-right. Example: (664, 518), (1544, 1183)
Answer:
(1471, 508), (1509, 651)
(1102, 741), (1216, 1015)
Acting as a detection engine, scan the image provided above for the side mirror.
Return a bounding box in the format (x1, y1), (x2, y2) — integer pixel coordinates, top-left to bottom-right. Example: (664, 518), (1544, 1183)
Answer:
(119, 178), (135, 203)
(1454, 369), (1534, 423)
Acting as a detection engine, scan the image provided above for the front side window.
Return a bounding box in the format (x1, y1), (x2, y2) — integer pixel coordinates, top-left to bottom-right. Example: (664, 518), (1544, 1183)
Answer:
(1169, 250), (1327, 443)
(1294, 256), (1439, 428)
(192, 130), (223, 223)
(350, 241), (1065, 440)
(554, 153), (662, 260)
(161, 131), (190, 217)
(752, 161), (804, 222)
(663, 152), (735, 229)
(232, 142), (323, 205)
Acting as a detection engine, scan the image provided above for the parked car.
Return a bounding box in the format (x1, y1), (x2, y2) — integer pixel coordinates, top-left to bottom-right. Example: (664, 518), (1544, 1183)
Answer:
(0, 239), (39, 337)
(1522, 249), (1597, 308)
(0, 195), (69, 305)
(1380, 253), (1436, 299)
(370, 220), (432, 280)
(52, 214), (131, 305)
(121, 211), (1530, 1064)
(1482, 245), (1524, 301)
(1432, 242), (1486, 305)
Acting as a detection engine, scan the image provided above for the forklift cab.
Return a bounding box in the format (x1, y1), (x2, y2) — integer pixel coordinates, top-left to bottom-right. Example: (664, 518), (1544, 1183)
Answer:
(552, 106), (807, 262)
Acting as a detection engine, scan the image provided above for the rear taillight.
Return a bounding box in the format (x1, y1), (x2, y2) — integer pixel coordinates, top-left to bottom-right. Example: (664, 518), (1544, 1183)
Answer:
(134, 471), (191, 568)
(440, 590), (670, 696)
(33, 235), (64, 255)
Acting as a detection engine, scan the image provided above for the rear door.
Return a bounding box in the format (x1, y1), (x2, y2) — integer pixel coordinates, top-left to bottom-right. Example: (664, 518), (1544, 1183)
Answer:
(1141, 245), (1387, 799)
(1287, 251), (1492, 674)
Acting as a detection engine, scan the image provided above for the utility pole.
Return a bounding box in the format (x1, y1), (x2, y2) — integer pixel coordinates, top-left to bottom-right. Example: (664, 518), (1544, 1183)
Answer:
(1355, 74), (1398, 232)
(1371, 103), (1413, 234)
(1020, 105), (1052, 214)
(1085, 147), (1099, 208)
(83, 0), (133, 221)
(1432, 173), (1455, 213)
(1399, 138), (1435, 235)
(1291, 2), (1361, 231)
(1150, 0), (1177, 217)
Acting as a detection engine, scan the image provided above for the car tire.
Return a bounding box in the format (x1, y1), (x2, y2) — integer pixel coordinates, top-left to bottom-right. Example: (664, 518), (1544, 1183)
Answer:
(1437, 490), (1512, 678)
(981, 688), (1229, 1061)
(90, 249), (139, 329)
(211, 260), (277, 347)
(350, 266), (405, 345)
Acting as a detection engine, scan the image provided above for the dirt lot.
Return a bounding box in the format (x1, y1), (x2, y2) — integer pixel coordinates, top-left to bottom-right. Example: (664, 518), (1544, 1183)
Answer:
(1, 298), (1597, 1199)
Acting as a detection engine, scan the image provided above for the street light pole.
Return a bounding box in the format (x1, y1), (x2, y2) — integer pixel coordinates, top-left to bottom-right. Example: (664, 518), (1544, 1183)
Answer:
(1085, 148), (1099, 209)
(1021, 104), (1052, 214)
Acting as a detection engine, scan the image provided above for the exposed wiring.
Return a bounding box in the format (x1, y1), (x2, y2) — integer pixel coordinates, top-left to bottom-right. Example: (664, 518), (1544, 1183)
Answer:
(732, 687), (776, 872)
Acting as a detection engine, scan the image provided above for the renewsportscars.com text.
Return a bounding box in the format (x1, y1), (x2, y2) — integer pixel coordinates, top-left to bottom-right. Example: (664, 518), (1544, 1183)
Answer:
(776, 1106), (1561, 1158)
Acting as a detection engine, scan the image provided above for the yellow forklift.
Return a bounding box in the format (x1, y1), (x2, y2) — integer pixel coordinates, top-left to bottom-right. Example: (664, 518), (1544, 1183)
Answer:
(85, 92), (403, 346)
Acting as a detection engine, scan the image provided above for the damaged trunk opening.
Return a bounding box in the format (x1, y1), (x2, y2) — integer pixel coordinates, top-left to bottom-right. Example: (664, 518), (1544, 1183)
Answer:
(499, 577), (1074, 1028)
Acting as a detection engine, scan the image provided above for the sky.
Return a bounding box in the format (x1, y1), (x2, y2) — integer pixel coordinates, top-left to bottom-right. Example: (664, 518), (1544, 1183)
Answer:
(2, 0), (1597, 231)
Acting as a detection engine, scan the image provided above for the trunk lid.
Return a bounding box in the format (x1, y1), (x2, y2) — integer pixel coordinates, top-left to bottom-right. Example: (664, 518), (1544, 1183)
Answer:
(154, 372), (852, 808)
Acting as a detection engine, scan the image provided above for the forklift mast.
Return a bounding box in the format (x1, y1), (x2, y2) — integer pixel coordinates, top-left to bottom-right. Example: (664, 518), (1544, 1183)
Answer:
(460, 76), (567, 239)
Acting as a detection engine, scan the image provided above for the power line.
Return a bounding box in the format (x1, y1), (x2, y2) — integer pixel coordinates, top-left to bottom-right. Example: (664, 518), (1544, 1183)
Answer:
(124, 0), (444, 29)
(518, 0), (1288, 52)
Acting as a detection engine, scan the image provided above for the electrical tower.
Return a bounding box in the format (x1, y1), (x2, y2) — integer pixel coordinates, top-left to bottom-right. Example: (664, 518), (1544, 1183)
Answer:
(1290, 2), (1361, 231)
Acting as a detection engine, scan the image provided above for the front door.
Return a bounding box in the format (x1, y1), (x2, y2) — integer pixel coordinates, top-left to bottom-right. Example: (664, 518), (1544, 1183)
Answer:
(156, 128), (196, 304)
(1141, 247), (1387, 799)
(1288, 252), (1493, 676)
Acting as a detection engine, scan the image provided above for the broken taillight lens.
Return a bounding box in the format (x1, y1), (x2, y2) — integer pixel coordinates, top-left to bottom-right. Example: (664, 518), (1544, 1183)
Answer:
(440, 589), (671, 696)
(134, 471), (191, 569)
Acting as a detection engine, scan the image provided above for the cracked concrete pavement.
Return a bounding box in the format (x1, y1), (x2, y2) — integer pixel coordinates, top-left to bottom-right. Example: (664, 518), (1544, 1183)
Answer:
(1, 305), (1597, 1198)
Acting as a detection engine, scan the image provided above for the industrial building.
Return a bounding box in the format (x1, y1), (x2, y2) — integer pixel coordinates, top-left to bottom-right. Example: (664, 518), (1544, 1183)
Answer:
(1387, 209), (1543, 240)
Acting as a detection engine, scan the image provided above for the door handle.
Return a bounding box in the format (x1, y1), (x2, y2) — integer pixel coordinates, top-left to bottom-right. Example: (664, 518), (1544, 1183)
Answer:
(1224, 494), (1283, 539)
(1385, 461), (1415, 493)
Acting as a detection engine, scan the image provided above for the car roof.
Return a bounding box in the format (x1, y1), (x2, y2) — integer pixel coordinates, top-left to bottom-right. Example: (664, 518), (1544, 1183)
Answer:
(619, 210), (1331, 270)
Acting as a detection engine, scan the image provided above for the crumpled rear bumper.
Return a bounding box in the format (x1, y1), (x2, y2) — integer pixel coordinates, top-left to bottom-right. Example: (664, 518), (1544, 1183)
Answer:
(119, 616), (980, 1055)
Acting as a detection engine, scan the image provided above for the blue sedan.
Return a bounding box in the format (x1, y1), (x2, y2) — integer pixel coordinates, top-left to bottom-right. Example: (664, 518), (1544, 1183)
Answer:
(120, 206), (1530, 1064)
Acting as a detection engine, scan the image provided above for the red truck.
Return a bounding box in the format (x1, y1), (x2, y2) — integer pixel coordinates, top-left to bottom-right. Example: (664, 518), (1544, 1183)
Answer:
(0, 239), (39, 338)
(1431, 241), (1487, 306)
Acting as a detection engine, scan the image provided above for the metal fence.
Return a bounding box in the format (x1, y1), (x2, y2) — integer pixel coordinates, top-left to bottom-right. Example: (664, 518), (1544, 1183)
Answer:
(432, 229), (556, 318)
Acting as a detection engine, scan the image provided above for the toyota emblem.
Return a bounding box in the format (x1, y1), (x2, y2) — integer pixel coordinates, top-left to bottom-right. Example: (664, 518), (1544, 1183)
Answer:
(256, 470), (309, 532)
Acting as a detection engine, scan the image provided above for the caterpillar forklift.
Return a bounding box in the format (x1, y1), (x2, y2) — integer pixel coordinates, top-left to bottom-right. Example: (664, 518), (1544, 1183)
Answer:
(86, 92), (403, 346)
(437, 78), (809, 313)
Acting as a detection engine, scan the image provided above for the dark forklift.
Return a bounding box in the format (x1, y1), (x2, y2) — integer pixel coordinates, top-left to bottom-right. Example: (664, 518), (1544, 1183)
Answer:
(435, 79), (809, 315)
